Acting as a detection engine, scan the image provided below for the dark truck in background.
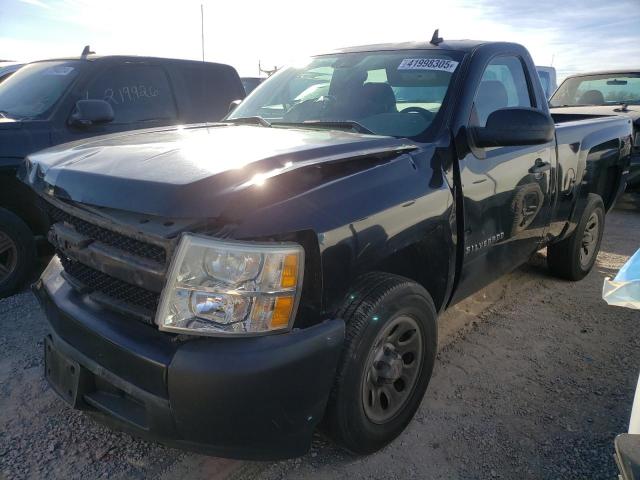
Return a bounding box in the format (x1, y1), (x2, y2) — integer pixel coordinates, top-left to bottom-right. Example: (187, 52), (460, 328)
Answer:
(24, 38), (632, 459)
(0, 53), (245, 296)
(550, 70), (640, 189)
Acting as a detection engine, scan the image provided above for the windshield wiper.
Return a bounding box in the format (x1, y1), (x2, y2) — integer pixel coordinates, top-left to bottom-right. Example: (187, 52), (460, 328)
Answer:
(225, 116), (272, 127)
(274, 120), (375, 135)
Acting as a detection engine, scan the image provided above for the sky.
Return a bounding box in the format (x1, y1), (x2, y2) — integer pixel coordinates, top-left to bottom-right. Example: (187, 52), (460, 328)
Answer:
(1, 0), (639, 81)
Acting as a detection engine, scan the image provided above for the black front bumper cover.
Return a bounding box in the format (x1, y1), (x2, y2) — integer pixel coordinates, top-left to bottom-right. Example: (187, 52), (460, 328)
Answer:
(34, 257), (345, 460)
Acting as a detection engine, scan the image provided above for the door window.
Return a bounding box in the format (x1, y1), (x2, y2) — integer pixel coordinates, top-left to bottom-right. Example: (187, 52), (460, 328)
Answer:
(471, 56), (532, 127)
(85, 64), (177, 124)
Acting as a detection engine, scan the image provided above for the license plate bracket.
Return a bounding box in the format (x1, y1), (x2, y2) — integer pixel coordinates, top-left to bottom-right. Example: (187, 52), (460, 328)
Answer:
(44, 336), (86, 408)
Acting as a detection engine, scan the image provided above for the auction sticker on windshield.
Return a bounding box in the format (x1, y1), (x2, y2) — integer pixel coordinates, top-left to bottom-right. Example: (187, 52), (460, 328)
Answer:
(398, 58), (458, 72)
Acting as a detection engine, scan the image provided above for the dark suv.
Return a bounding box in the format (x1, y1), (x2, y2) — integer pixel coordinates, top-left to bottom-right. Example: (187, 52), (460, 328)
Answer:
(0, 53), (245, 296)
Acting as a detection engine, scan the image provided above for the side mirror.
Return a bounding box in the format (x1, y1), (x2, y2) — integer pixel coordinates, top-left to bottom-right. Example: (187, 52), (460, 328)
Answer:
(228, 99), (242, 114)
(471, 108), (554, 148)
(70, 99), (114, 127)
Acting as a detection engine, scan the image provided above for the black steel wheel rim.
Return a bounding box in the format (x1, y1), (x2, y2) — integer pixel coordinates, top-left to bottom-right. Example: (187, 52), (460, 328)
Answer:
(580, 212), (599, 268)
(361, 314), (423, 424)
(0, 231), (17, 284)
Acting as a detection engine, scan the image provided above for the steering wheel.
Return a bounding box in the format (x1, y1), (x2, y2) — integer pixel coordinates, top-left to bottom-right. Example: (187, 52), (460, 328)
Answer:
(400, 106), (434, 122)
(284, 96), (335, 122)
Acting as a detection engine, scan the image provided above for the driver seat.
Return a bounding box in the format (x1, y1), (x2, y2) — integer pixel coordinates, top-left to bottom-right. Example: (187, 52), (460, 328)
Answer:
(353, 83), (397, 117)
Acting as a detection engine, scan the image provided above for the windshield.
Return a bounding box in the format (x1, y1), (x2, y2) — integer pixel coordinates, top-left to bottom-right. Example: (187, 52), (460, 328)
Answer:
(0, 60), (82, 119)
(229, 50), (464, 138)
(550, 73), (640, 107)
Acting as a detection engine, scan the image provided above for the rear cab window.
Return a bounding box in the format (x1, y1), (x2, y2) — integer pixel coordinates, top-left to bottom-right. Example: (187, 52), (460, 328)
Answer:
(85, 63), (177, 124)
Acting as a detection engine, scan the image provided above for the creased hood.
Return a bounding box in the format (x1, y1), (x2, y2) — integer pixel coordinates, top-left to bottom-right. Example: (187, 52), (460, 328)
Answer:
(22, 124), (416, 218)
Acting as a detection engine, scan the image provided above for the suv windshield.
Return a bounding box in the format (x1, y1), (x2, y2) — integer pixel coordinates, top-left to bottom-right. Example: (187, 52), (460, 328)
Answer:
(0, 60), (82, 119)
(228, 50), (464, 138)
(550, 72), (640, 107)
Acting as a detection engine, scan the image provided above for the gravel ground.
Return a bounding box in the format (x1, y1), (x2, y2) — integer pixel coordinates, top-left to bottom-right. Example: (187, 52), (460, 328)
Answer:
(1, 197), (639, 480)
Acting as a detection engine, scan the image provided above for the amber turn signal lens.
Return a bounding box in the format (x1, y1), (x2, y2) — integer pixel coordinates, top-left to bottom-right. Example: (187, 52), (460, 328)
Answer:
(271, 296), (294, 328)
(280, 254), (299, 288)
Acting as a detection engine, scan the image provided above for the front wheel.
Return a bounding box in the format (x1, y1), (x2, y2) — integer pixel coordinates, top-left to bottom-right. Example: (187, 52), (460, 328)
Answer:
(323, 273), (437, 454)
(547, 194), (605, 281)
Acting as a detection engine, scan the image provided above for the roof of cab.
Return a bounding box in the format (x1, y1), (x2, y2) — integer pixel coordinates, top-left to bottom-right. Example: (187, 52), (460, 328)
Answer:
(563, 69), (640, 78)
(26, 55), (234, 68)
(327, 39), (494, 55)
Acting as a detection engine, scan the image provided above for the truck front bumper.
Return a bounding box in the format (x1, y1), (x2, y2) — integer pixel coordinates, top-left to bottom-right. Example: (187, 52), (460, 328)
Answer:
(34, 257), (345, 460)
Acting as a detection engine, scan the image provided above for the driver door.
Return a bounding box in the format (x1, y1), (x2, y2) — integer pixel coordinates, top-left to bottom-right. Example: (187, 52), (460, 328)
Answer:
(452, 55), (555, 302)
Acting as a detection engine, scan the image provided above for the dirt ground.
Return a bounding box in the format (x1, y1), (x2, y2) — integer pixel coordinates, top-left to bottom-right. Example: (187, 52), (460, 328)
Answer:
(1, 196), (639, 480)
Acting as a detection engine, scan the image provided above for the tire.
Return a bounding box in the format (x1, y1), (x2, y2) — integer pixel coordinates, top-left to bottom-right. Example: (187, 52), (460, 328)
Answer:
(0, 208), (36, 298)
(323, 272), (438, 455)
(547, 194), (605, 281)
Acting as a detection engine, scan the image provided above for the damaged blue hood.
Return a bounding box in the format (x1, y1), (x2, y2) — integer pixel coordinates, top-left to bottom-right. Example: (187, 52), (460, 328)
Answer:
(22, 123), (417, 218)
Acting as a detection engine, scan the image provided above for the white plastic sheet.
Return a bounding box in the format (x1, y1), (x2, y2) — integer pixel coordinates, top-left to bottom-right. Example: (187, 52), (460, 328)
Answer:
(630, 373), (640, 434)
(602, 248), (640, 310)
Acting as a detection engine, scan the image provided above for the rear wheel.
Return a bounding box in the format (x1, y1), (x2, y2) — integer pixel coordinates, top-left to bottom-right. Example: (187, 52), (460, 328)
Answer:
(0, 208), (36, 298)
(323, 273), (437, 454)
(547, 194), (605, 281)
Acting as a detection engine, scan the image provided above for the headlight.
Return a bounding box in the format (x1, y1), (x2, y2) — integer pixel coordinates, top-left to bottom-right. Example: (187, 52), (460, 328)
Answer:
(156, 234), (304, 336)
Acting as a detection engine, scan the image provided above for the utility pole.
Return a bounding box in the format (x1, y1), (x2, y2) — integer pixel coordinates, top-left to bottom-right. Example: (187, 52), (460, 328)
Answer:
(201, 4), (205, 62)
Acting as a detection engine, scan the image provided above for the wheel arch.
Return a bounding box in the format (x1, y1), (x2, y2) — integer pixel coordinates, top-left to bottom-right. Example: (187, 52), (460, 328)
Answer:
(372, 241), (452, 314)
(581, 135), (625, 212)
(0, 172), (49, 236)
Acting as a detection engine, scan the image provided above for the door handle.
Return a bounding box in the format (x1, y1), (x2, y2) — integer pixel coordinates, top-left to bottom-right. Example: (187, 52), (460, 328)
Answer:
(529, 158), (551, 174)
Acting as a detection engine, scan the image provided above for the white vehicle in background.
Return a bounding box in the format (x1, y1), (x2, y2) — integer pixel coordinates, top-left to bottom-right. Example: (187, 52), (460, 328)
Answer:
(536, 66), (557, 99)
(0, 63), (24, 84)
(603, 248), (640, 479)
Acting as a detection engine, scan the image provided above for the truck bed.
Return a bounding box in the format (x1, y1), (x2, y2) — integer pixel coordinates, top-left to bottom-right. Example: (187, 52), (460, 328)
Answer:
(553, 114), (632, 212)
(553, 113), (632, 146)
(551, 112), (613, 124)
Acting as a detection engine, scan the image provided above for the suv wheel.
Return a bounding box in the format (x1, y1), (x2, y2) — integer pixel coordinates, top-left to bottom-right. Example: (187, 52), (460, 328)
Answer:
(323, 273), (437, 454)
(0, 208), (36, 298)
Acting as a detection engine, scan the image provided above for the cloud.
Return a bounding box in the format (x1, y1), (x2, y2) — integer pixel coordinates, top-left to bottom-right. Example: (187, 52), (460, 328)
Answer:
(464, 0), (640, 79)
(3, 0), (640, 78)
(18, 0), (52, 9)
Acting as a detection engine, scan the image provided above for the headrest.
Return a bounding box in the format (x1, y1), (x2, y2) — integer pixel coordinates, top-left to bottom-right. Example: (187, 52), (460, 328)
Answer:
(578, 89), (605, 105)
(360, 83), (397, 114)
(474, 80), (509, 125)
